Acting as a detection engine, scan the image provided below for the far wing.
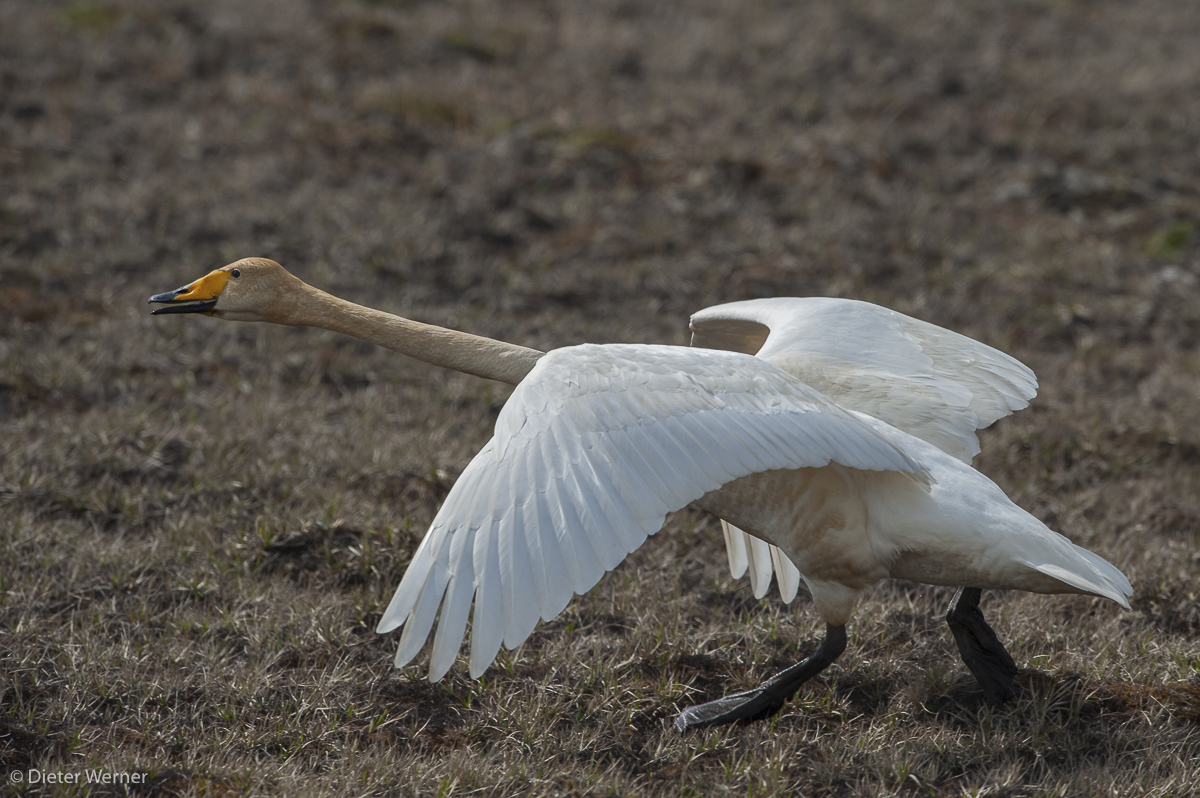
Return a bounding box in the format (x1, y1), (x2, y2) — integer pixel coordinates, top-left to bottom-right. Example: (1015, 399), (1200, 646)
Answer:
(690, 297), (1038, 600)
(376, 343), (929, 681)
(691, 297), (1037, 460)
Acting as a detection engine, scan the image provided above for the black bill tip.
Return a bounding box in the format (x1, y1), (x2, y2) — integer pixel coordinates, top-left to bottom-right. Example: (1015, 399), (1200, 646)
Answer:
(148, 287), (217, 315)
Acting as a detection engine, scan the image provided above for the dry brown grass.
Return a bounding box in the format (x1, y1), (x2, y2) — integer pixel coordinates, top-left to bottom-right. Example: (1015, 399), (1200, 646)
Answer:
(3, 0), (1200, 795)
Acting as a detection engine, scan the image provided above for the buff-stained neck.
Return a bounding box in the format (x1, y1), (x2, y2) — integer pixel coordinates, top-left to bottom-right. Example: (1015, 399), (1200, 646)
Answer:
(280, 280), (544, 385)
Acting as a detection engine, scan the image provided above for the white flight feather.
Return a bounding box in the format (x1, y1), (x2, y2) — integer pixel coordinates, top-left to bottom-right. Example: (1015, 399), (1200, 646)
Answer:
(721, 519), (749, 578)
(745, 532), (774, 600)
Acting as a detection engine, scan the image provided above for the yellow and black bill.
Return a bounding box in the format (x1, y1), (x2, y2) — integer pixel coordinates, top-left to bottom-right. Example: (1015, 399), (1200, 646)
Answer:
(147, 269), (231, 315)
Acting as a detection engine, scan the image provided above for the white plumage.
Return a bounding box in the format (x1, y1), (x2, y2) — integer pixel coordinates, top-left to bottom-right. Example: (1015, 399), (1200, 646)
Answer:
(379, 304), (1130, 682)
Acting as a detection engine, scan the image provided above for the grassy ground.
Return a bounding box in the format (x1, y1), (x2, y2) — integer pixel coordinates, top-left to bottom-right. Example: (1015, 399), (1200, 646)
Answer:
(3, 0), (1200, 794)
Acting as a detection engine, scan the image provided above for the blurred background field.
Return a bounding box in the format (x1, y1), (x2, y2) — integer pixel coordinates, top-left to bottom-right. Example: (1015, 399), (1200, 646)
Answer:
(2, 0), (1199, 795)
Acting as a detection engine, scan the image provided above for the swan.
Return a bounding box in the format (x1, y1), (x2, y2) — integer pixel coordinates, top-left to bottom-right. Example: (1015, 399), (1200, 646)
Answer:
(150, 258), (1132, 731)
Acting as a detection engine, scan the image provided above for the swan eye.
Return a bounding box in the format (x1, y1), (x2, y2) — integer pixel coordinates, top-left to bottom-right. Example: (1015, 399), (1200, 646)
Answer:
(231, 269), (241, 278)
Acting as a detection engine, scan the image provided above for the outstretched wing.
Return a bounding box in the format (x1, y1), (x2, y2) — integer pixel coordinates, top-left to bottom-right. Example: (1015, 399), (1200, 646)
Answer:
(690, 297), (1038, 601)
(376, 343), (930, 681)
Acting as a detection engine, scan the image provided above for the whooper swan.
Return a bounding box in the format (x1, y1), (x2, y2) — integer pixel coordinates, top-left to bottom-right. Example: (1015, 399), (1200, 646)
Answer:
(150, 258), (1131, 731)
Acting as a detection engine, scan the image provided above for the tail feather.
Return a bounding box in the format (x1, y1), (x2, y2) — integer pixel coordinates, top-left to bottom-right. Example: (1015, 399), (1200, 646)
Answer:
(1019, 541), (1132, 609)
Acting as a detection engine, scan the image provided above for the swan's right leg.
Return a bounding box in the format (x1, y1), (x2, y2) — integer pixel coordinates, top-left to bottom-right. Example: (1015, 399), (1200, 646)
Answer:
(673, 622), (847, 732)
(945, 587), (1018, 703)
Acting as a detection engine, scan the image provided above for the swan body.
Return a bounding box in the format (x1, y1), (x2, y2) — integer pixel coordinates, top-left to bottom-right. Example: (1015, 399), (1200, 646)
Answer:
(696, 424), (1130, 621)
(150, 259), (1131, 722)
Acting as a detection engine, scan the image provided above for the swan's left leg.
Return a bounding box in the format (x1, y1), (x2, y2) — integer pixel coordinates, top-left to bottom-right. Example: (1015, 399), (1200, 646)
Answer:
(674, 623), (847, 732)
(945, 587), (1018, 703)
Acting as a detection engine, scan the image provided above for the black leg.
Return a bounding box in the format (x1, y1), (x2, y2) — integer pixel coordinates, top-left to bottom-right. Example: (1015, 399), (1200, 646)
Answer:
(674, 623), (847, 732)
(945, 587), (1018, 704)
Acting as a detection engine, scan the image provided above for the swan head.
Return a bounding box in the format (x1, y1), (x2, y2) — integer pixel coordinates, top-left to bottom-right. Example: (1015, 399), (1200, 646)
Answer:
(148, 258), (305, 323)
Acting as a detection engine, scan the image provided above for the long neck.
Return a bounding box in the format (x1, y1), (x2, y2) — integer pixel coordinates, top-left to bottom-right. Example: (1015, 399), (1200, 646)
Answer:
(283, 281), (544, 385)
